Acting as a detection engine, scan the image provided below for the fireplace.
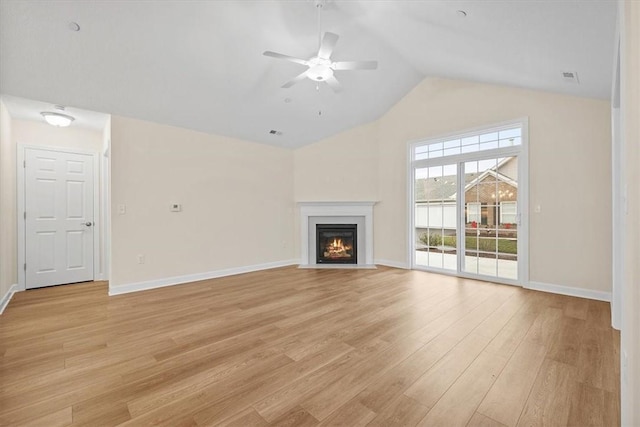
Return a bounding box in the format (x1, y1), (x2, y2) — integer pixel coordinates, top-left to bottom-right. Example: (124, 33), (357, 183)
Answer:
(316, 224), (357, 264)
(298, 201), (375, 267)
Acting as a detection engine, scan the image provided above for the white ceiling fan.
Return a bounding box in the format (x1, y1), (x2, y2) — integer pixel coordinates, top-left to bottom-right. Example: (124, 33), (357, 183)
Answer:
(263, 1), (378, 93)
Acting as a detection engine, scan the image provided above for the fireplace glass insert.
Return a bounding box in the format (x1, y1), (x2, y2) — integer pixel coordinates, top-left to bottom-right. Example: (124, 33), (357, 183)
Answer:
(316, 224), (357, 264)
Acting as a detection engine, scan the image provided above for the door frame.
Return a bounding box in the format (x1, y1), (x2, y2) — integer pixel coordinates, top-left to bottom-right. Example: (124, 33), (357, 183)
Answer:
(610, 34), (622, 330)
(407, 118), (529, 287)
(17, 144), (101, 290)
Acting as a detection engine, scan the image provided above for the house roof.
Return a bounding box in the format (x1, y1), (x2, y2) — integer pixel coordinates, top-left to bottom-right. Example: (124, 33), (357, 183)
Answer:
(416, 174), (473, 202)
(0, 1), (617, 148)
(417, 157), (518, 202)
(463, 170), (518, 194)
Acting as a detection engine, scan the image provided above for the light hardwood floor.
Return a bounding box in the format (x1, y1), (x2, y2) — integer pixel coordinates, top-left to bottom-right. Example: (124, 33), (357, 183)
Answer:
(0, 266), (620, 426)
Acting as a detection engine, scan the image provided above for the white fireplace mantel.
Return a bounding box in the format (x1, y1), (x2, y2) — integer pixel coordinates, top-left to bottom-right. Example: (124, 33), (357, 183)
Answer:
(298, 201), (377, 267)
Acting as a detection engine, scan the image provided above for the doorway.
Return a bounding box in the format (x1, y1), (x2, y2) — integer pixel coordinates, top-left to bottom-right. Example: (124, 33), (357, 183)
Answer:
(19, 146), (99, 289)
(410, 120), (528, 285)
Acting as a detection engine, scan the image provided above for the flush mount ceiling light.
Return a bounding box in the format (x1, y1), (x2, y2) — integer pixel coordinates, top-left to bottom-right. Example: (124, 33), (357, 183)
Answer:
(41, 111), (75, 127)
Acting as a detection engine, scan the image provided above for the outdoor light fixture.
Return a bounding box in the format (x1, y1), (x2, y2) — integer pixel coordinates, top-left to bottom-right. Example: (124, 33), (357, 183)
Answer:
(41, 110), (75, 127)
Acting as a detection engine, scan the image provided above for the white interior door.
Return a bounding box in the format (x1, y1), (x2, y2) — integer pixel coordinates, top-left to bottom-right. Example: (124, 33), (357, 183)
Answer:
(25, 148), (94, 289)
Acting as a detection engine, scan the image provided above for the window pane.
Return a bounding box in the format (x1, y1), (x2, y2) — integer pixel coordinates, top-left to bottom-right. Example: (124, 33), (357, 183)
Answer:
(499, 128), (521, 139)
(443, 139), (460, 149)
(480, 132), (499, 143)
(429, 142), (444, 151)
(461, 136), (479, 146)
(414, 146), (428, 160)
(443, 164), (457, 176)
(480, 140), (499, 151)
(444, 147), (461, 156)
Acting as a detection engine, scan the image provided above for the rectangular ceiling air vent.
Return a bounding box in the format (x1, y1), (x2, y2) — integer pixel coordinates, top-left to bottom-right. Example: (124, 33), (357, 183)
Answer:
(562, 71), (579, 84)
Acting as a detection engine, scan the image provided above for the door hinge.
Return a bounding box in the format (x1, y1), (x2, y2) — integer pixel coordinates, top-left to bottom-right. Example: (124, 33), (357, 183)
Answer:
(24, 211), (26, 220)
(23, 160), (26, 168)
(24, 263), (26, 271)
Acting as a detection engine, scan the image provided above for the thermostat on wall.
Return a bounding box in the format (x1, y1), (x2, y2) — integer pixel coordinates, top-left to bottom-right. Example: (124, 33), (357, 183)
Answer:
(170, 203), (182, 212)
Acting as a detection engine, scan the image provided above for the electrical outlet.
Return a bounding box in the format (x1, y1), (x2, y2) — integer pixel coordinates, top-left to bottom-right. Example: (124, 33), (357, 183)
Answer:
(118, 204), (126, 215)
(534, 204), (541, 213)
(170, 203), (182, 212)
(137, 254), (145, 264)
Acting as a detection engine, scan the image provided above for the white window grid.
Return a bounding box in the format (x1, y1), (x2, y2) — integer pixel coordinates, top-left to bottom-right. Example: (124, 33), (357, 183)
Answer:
(414, 127), (522, 161)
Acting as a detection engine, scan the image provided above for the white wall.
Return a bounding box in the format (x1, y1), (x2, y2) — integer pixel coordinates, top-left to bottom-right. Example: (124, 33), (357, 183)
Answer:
(12, 119), (103, 152)
(620, 0), (640, 424)
(109, 116), (295, 290)
(0, 101), (16, 304)
(295, 77), (612, 294)
(294, 121), (379, 202)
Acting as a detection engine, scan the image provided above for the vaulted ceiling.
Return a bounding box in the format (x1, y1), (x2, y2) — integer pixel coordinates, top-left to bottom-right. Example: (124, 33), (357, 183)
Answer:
(0, 0), (617, 148)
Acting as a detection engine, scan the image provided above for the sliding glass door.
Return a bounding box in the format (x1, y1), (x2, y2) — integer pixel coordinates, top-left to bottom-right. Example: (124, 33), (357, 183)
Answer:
(411, 121), (527, 285)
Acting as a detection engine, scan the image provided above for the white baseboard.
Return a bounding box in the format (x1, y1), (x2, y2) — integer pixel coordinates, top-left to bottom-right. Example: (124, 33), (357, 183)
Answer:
(374, 259), (410, 269)
(0, 284), (20, 315)
(526, 281), (611, 302)
(108, 259), (298, 296)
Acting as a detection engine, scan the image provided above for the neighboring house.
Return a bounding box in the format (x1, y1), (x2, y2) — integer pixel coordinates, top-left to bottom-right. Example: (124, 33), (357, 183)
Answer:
(415, 157), (518, 242)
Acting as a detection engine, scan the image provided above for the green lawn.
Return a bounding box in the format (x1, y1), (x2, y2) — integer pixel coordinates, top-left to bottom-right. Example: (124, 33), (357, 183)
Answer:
(463, 236), (517, 254)
(422, 234), (517, 254)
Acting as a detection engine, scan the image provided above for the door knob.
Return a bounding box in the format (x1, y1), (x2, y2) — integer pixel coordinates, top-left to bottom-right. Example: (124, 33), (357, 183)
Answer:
(84, 221), (93, 227)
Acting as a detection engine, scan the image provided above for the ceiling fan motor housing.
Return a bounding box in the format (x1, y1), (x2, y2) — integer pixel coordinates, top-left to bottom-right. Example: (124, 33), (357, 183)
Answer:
(307, 57), (334, 81)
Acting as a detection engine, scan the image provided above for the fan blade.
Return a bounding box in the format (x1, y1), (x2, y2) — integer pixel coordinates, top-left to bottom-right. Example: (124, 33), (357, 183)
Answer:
(282, 70), (310, 88)
(325, 75), (343, 93)
(263, 51), (309, 66)
(318, 32), (339, 59)
(331, 60), (378, 71)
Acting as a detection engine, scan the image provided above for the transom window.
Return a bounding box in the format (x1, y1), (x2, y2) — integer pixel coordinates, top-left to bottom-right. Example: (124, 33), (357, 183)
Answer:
(414, 127), (522, 161)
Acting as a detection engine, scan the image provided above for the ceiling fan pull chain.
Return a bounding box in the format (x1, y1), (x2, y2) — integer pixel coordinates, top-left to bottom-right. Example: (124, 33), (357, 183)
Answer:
(317, 0), (323, 51)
